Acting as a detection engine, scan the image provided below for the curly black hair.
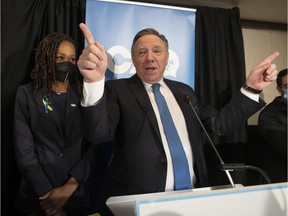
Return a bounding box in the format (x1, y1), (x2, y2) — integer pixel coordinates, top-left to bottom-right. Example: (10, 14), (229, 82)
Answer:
(31, 32), (82, 97)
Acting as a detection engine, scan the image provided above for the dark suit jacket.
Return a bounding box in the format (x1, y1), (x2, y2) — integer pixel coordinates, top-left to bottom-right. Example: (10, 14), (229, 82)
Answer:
(82, 74), (265, 197)
(14, 82), (96, 213)
(258, 96), (287, 182)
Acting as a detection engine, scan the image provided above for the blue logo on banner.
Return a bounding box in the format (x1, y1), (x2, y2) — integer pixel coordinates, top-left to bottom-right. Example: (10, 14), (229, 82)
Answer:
(86, 0), (196, 88)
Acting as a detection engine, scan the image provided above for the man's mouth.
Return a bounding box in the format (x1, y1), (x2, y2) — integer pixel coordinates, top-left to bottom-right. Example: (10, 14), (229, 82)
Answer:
(145, 67), (156, 72)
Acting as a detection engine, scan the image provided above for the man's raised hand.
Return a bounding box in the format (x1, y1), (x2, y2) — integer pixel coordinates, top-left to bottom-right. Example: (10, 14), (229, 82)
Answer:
(245, 51), (280, 90)
(77, 23), (108, 83)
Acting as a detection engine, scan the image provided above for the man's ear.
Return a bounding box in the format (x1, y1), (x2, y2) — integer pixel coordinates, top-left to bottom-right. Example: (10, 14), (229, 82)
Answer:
(131, 53), (135, 66)
(165, 51), (169, 66)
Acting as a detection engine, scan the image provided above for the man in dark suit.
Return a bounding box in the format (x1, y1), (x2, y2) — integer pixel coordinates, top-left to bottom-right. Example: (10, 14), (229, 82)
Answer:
(258, 68), (287, 183)
(77, 23), (279, 206)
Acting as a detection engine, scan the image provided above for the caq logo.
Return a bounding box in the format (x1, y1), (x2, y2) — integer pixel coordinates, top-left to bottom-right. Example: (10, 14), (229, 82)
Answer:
(106, 45), (180, 78)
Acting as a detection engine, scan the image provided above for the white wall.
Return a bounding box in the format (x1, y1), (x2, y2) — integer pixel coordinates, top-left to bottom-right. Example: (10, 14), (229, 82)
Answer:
(242, 28), (287, 125)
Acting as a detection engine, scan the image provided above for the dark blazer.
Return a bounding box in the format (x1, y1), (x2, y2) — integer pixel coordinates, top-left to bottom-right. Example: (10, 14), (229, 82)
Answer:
(14, 82), (95, 213)
(258, 96), (287, 182)
(82, 74), (265, 197)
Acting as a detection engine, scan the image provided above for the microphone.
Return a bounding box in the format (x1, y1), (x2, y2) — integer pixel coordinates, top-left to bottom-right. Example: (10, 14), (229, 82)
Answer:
(184, 95), (271, 187)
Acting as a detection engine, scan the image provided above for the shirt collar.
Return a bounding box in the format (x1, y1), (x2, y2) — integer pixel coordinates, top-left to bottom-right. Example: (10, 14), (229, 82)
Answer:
(142, 79), (165, 91)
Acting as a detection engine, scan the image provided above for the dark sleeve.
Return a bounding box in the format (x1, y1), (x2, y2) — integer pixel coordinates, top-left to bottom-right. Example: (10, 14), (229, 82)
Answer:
(198, 91), (265, 135)
(68, 139), (112, 186)
(80, 94), (111, 144)
(74, 89), (114, 185)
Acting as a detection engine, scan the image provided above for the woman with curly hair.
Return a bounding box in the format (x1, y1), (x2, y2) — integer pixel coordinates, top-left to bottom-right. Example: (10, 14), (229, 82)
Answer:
(14, 32), (95, 216)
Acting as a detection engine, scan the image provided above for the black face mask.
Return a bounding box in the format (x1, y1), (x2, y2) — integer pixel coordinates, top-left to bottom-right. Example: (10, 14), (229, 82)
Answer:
(54, 61), (76, 82)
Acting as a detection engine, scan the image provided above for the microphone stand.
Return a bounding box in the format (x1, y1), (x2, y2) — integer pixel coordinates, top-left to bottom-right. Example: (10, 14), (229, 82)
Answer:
(185, 95), (271, 188)
(221, 163), (271, 184)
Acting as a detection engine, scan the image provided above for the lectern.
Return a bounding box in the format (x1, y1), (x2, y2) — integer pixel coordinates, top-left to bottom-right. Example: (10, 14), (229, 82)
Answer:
(106, 182), (287, 216)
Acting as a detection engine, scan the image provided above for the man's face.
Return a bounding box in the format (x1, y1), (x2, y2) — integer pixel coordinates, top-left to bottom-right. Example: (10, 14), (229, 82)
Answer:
(132, 35), (169, 84)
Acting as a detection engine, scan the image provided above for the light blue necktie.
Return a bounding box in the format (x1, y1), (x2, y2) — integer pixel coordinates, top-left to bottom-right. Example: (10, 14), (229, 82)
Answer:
(152, 83), (192, 190)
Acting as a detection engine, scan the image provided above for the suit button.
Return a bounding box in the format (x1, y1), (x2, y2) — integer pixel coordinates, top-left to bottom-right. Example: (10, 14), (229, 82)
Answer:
(59, 153), (64, 158)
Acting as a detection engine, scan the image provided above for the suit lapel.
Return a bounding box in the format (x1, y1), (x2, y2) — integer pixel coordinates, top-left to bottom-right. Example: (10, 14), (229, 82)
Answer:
(65, 86), (79, 116)
(36, 87), (60, 121)
(35, 87), (65, 145)
(64, 86), (80, 144)
(127, 75), (163, 147)
(164, 79), (191, 120)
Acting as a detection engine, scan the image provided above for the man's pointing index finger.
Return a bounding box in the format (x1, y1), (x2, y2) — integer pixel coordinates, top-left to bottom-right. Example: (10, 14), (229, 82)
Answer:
(258, 51), (279, 67)
(79, 23), (95, 45)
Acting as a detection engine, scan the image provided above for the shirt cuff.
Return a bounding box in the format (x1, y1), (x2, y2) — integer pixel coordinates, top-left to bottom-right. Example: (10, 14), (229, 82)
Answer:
(240, 87), (260, 102)
(81, 77), (105, 107)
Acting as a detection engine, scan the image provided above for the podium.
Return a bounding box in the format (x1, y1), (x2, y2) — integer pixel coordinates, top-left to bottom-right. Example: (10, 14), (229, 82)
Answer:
(106, 182), (288, 216)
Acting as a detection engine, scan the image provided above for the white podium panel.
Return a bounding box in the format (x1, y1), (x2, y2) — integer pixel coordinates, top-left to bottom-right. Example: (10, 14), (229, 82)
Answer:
(106, 183), (287, 216)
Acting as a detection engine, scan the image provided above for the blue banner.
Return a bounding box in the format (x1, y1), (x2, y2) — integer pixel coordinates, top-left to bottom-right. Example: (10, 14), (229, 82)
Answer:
(86, 0), (196, 87)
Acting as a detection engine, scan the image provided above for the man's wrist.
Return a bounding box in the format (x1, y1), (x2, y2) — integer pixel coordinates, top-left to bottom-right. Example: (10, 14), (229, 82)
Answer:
(242, 83), (262, 94)
(82, 77), (105, 107)
(84, 75), (105, 83)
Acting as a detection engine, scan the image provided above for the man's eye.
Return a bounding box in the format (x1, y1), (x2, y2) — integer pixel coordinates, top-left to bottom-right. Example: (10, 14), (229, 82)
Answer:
(138, 50), (146, 56)
(154, 49), (162, 55)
